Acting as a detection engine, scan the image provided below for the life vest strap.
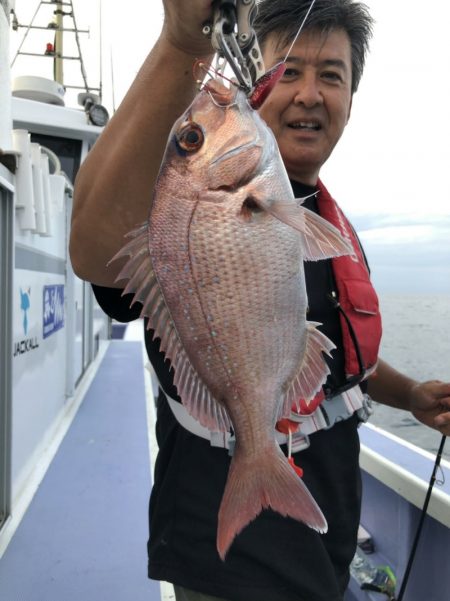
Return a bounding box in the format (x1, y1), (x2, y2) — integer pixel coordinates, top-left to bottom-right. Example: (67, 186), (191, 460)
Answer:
(164, 385), (372, 456)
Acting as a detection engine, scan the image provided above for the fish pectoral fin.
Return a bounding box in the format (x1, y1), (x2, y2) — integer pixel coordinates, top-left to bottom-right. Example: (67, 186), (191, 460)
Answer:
(298, 206), (354, 260)
(296, 192), (318, 206)
(109, 222), (231, 433)
(249, 194), (353, 260)
(280, 322), (335, 419)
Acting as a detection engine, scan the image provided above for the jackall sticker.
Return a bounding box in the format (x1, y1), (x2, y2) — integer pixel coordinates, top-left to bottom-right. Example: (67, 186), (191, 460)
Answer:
(14, 287), (39, 357)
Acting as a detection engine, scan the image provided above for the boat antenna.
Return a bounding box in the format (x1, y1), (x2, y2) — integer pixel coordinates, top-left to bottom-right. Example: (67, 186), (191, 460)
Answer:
(98, 0), (103, 104)
(70, 1), (90, 92)
(110, 46), (116, 113)
(10, 3), (41, 67)
(395, 434), (447, 601)
(11, 1), (98, 99)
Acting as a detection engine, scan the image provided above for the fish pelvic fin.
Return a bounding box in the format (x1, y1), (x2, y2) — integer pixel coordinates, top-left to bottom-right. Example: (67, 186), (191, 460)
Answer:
(249, 195), (352, 260)
(217, 443), (327, 560)
(281, 321), (335, 418)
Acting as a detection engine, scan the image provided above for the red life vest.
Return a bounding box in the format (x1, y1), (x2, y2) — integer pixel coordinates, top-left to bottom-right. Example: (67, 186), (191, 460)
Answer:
(316, 179), (382, 378)
(277, 181), (382, 429)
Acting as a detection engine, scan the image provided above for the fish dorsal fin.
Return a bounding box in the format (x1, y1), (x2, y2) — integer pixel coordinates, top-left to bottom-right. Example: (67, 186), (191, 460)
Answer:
(279, 321), (335, 420)
(110, 224), (231, 433)
(248, 193), (352, 260)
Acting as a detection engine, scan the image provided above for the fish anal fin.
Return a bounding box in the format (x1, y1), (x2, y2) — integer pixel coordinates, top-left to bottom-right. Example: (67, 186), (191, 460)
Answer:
(217, 443), (327, 560)
(280, 321), (335, 419)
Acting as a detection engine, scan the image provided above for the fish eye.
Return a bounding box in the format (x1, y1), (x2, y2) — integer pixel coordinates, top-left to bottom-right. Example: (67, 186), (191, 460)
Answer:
(176, 123), (204, 152)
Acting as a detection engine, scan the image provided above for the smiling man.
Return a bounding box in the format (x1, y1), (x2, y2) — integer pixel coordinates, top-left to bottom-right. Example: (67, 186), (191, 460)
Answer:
(70, 1), (450, 601)
(259, 29), (353, 184)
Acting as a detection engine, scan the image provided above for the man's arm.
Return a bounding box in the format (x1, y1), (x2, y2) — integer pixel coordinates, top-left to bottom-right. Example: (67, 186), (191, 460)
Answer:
(70, 1), (214, 287)
(367, 358), (450, 436)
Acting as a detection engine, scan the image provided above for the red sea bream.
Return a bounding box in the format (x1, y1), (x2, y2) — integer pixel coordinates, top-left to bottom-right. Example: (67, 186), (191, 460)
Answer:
(111, 78), (352, 559)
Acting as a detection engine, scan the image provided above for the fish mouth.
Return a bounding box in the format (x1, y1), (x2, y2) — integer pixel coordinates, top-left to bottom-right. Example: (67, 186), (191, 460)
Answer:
(287, 120), (322, 132)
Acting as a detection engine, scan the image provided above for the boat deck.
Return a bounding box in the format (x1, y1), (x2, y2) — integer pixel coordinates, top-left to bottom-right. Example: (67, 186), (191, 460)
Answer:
(0, 329), (163, 600)
(1, 321), (449, 601)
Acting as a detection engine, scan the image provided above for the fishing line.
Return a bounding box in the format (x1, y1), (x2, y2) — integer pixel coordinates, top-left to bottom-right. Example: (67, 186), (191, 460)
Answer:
(395, 434), (447, 601)
(283, 0), (318, 62)
(193, 59), (238, 90)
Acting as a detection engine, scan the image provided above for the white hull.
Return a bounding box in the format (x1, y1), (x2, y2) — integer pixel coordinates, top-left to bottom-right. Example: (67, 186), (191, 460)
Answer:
(0, 0), (107, 541)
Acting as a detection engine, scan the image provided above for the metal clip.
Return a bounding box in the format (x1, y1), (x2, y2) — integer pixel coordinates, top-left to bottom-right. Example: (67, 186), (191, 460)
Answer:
(235, 0), (265, 86)
(203, 0), (265, 94)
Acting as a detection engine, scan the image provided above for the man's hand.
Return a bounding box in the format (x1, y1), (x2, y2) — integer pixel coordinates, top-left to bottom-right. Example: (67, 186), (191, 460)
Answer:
(410, 380), (450, 436)
(162, 0), (215, 56)
(368, 359), (450, 437)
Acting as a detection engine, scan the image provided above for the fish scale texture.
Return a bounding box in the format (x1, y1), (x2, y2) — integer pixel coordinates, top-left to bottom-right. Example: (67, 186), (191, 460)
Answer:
(188, 201), (307, 404)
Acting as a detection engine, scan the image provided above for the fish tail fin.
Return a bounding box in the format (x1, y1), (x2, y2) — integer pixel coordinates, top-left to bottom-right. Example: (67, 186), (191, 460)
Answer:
(217, 445), (327, 560)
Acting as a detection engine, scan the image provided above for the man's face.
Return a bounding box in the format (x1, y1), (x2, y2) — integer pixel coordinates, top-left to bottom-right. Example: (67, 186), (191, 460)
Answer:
(258, 28), (353, 185)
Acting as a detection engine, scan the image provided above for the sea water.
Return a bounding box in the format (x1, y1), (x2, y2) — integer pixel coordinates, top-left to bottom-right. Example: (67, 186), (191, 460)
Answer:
(369, 293), (450, 460)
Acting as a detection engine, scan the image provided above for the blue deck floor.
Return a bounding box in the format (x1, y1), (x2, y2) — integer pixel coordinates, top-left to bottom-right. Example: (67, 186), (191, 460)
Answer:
(0, 340), (161, 601)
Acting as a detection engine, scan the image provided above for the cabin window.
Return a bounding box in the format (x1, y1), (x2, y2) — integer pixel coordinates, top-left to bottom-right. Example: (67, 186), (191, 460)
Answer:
(30, 134), (82, 184)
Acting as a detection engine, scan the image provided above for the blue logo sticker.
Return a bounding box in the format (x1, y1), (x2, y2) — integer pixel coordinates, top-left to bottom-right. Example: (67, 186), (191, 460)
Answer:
(14, 287), (39, 357)
(43, 285), (65, 339)
(20, 287), (31, 335)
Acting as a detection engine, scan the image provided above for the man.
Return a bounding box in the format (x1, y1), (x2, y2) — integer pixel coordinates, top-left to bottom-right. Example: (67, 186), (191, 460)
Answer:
(70, 1), (450, 600)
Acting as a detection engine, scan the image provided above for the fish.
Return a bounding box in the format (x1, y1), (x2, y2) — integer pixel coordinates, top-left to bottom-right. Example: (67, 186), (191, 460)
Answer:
(111, 77), (353, 560)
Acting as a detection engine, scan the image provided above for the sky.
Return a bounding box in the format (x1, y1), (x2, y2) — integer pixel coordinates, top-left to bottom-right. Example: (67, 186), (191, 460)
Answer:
(9, 0), (450, 293)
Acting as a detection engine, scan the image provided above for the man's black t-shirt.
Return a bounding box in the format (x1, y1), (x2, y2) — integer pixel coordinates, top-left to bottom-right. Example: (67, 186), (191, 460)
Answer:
(92, 181), (362, 601)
